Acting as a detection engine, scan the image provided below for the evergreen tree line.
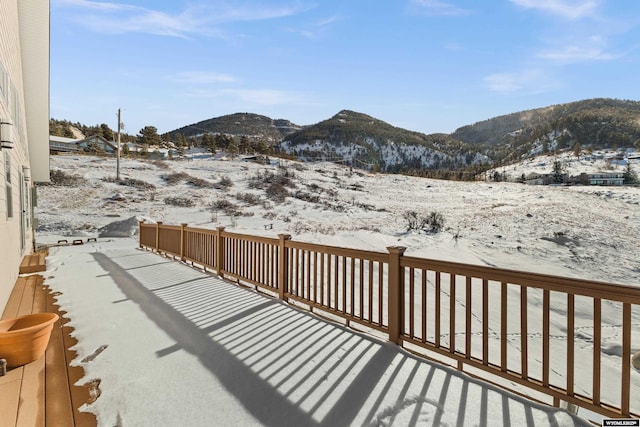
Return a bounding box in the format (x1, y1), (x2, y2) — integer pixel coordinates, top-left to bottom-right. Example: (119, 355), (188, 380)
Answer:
(50, 119), (275, 157)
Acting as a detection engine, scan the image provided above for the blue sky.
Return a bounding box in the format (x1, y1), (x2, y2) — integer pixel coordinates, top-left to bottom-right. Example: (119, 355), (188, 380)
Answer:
(50, 0), (640, 136)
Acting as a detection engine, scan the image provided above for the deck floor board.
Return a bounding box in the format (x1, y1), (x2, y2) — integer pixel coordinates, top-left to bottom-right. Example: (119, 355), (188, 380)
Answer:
(0, 265), (95, 427)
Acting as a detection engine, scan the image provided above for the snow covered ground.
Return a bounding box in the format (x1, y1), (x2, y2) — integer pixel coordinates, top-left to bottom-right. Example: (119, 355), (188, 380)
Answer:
(35, 152), (640, 425)
(37, 151), (640, 286)
(45, 238), (588, 426)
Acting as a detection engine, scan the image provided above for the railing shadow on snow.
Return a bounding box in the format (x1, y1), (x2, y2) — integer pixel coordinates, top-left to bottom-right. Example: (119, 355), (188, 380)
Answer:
(138, 221), (640, 420)
(92, 249), (588, 426)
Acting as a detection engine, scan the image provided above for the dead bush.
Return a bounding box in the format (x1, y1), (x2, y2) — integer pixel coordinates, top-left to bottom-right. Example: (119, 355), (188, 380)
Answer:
(235, 192), (261, 205)
(49, 169), (86, 186)
(103, 176), (156, 190)
(293, 191), (320, 203)
(211, 198), (241, 216)
(215, 176), (233, 191)
(266, 183), (289, 202)
(164, 196), (194, 207)
(186, 177), (214, 188)
(163, 172), (190, 185)
(403, 210), (445, 233)
(249, 170), (295, 190)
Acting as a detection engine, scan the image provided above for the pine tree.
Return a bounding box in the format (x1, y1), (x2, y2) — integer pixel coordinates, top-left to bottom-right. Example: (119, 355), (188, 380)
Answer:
(623, 163), (637, 184)
(137, 126), (162, 147)
(100, 123), (114, 141)
(202, 134), (216, 154)
(552, 160), (565, 183)
(239, 135), (250, 154)
(228, 138), (239, 158)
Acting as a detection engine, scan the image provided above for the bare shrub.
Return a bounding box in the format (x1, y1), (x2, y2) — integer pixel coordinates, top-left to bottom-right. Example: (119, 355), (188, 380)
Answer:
(293, 191), (320, 203)
(215, 175), (233, 191)
(103, 176), (156, 190)
(235, 192), (261, 205)
(403, 211), (445, 233)
(425, 211), (445, 232)
(186, 177), (214, 188)
(321, 201), (347, 213)
(263, 211), (277, 220)
(162, 172), (214, 188)
(249, 170), (295, 190)
(49, 169), (86, 186)
(211, 198), (241, 216)
(163, 172), (190, 185)
(403, 211), (421, 230)
(266, 183), (289, 202)
(305, 182), (337, 198)
(164, 196), (194, 207)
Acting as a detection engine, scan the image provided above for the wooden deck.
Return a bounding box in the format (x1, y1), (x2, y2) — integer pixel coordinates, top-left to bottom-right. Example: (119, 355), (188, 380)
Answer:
(18, 253), (47, 275)
(0, 261), (96, 426)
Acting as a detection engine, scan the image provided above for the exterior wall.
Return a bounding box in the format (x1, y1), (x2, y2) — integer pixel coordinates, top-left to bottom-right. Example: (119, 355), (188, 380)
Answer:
(588, 173), (624, 186)
(18, 1), (50, 183)
(0, 0), (49, 313)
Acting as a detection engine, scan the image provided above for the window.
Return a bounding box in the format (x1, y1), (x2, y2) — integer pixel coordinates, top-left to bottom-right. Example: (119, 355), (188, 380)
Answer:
(5, 151), (11, 218)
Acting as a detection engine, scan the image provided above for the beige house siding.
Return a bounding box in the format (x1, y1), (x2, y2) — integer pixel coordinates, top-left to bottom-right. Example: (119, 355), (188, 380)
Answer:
(0, 0), (49, 313)
(19, 0), (50, 183)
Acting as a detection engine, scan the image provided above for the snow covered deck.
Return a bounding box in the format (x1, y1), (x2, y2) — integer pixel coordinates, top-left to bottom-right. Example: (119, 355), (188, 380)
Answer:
(41, 238), (591, 426)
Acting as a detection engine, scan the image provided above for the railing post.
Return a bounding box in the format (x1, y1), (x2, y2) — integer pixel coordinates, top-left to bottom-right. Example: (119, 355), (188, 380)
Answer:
(155, 221), (162, 252)
(180, 223), (188, 261)
(138, 220), (144, 248)
(278, 234), (291, 300)
(387, 246), (406, 345)
(216, 226), (225, 277)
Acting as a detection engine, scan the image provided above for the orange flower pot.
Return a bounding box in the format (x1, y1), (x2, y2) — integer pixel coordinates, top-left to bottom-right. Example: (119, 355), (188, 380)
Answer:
(0, 313), (59, 369)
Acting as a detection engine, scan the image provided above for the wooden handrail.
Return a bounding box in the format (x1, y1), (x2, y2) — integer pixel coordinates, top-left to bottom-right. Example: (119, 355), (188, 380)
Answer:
(139, 221), (639, 418)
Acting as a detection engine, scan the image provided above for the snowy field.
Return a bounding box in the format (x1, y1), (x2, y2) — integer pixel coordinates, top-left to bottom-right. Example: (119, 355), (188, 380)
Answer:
(35, 152), (640, 425)
(37, 151), (640, 286)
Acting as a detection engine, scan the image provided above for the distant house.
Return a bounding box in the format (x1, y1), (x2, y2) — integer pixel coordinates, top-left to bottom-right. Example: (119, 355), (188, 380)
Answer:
(241, 154), (269, 164)
(76, 134), (117, 154)
(50, 134), (118, 155)
(524, 173), (554, 185)
(49, 135), (80, 153)
(585, 172), (624, 186)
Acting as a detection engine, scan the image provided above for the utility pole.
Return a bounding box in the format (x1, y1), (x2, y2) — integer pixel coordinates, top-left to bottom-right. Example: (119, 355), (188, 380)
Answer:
(116, 108), (121, 181)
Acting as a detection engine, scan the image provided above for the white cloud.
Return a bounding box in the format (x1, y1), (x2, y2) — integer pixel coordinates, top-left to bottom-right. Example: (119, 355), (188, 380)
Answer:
(510, 0), (600, 20)
(171, 71), (238, 84)
(55, 0), (133, 11)
(56, 1), (309, 38)
(410, 0), (472, 16)
(484, 69), (560, 94)
(533, 34), (633, 66)
(287, 14), (342, 40)
(537, 43), (618, 64)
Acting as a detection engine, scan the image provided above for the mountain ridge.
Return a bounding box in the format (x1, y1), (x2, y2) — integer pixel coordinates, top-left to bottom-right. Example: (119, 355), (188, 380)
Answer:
(168, 112), (302, 142)
(55, 98), (640, 174)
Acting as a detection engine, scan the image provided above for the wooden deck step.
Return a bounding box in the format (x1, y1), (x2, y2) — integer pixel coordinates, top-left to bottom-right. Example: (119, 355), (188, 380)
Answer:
(19, 253), (46, 274)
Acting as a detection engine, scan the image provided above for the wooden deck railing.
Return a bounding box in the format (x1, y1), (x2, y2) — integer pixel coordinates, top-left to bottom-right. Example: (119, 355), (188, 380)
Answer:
(139, 221), (639, 419)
